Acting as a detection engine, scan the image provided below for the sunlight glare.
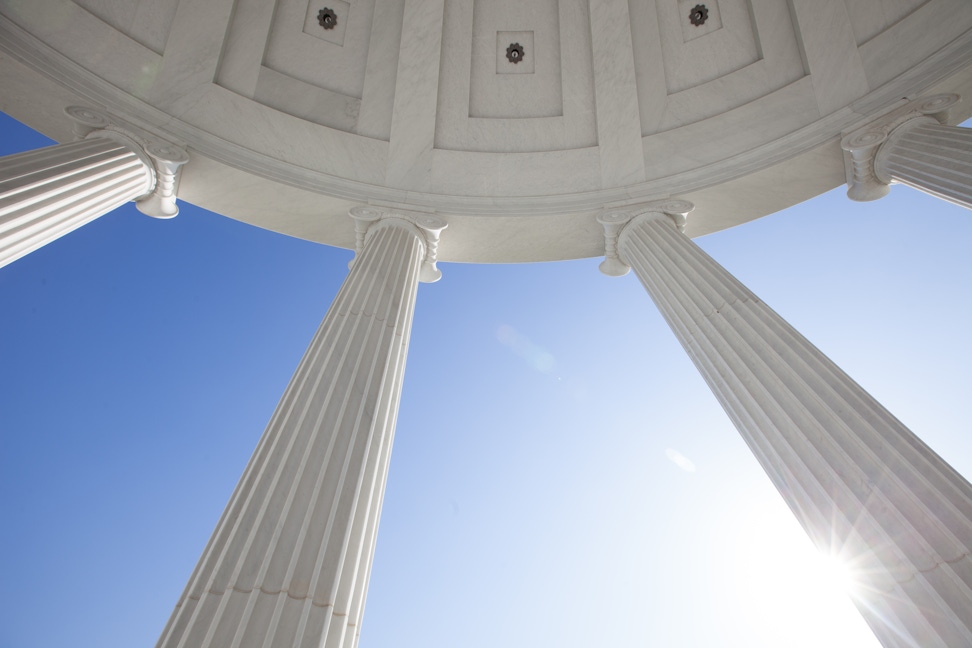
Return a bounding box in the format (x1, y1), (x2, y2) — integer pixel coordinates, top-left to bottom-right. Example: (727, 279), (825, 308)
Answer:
(724, 499), (880, 648)
(817, 552), (859, 597)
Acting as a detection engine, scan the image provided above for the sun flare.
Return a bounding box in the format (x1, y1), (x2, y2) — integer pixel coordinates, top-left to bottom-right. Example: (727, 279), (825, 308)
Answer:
(726, 500), (879, 648)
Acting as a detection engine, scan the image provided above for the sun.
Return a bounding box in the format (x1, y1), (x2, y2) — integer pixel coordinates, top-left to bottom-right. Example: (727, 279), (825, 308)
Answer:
(724, 497), (880, 648)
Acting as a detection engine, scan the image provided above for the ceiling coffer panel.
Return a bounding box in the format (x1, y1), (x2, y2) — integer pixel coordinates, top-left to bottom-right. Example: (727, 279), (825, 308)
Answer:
(632, 0), (805, 136)
(468, 0), (562, 119)
(659, 0), (761, 95)
(72, 0), (179, 54)
(216, 0), (398, 134)
(847, 0), (930, 46)
(263, 0), (374, 98)
(435, 0), (597, 154)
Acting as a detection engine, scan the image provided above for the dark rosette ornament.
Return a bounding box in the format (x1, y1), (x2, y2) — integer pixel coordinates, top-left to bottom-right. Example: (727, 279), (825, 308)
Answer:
(689, 4), (709, 26)
(506, 42), (525, 64)
(318, 7), (337, 30)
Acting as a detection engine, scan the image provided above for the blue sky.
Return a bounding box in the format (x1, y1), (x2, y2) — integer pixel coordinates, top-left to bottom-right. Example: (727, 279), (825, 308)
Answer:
(2, 111), (971, 648)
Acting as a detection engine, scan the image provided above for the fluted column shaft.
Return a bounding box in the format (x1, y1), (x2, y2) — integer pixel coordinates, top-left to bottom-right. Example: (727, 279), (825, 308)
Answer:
(876, 120), (972, 209)
(0, 135), (154, 268)
(156, 218), (427, 648)
(617, 210), (972, 648)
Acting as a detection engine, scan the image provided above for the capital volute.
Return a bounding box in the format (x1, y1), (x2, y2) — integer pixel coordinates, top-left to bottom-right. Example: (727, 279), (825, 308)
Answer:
(65, 106), (189, 218)
(840, 94), (959, 202)
(348, 206), (448, 283)
(597, 199), (694, 277)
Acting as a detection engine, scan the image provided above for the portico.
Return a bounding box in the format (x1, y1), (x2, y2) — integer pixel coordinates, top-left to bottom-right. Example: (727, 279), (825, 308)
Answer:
(2, 2), (972, 647)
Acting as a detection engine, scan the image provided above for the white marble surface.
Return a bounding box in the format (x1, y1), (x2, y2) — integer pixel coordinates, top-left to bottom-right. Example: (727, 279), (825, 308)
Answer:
(254, 66), (361, 132)
(880, 120), (972, 209)
(556, 0), (598, 148)
(640, 0), (805, 135)
(356, 0), (405, 141)
(73, 0), (179, 54)
(385, 0), (445, 191)
(469, 2), (558, 118)
(0, 134), (154, 268)
(155, 218), (425, 648)
(264, 0), (374, 100)
(1, 0), (971, 261)
(788, 0), (869, 117)
(145, 0), (235, 118)
(3, 0), (162, 99)
(588, 0), (645, 188)
(841, 94), (961, 202)
(215, 0), (276, 98)
(658, 0), (758, 95)
(845, 0), (927, 46)
(859, 0), (972, 90)
(642, 77), (819, 180)
(430, 146), (602, 197)
(179, 84), (389, 186)
(434, 0), (596, 153)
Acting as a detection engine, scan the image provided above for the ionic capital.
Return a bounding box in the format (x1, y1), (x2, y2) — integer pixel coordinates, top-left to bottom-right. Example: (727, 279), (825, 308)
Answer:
(65, 106), (189, 218)
(840, 94), (959, 202)
(596, 199), (694, 277)
(348, 206), (448, 283)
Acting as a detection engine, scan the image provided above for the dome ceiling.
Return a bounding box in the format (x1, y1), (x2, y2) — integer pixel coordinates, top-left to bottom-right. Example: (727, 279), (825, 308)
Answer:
(1, 0), (971, 261)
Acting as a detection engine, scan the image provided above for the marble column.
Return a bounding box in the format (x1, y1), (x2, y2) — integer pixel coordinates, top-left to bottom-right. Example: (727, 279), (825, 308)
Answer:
(843, 94), (972, 209)
(0, 106), (188, 269)
(598, 201), (972, 648)
(155, 208), (445, 648)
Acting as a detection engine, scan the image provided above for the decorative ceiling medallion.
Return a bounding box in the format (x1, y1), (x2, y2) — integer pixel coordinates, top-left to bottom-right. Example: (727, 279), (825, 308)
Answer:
(689, 4), (708, 26)
(506, 42), (525, 64)
(317, 7), (337, 30)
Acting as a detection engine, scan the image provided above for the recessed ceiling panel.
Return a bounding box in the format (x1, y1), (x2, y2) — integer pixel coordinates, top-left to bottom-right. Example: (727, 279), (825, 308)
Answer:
(302, 1), (349, 46)
(435, 0), (596, 153)
(633, 0), (805, 136)
(72, 0), (179, 54)
(846, 0), (930, 45)
(658, 0), (760, 95)
(263, 0), (375, 100)
(468, 0), (561, 118)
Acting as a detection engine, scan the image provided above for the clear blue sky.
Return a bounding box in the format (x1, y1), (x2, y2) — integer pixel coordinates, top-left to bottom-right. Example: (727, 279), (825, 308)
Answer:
(2, 111), (971, 648)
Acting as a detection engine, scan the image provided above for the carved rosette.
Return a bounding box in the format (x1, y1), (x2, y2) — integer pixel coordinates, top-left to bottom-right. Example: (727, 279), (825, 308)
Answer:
(689, 4), (709, 26)
(597, 199), (694, 277)
(64, 106), (190, 218)
(506, 42), (525, 64)
(317, 7), (337, 30)
(349, 206), (448, 283)
(841, 94), (959, 202)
